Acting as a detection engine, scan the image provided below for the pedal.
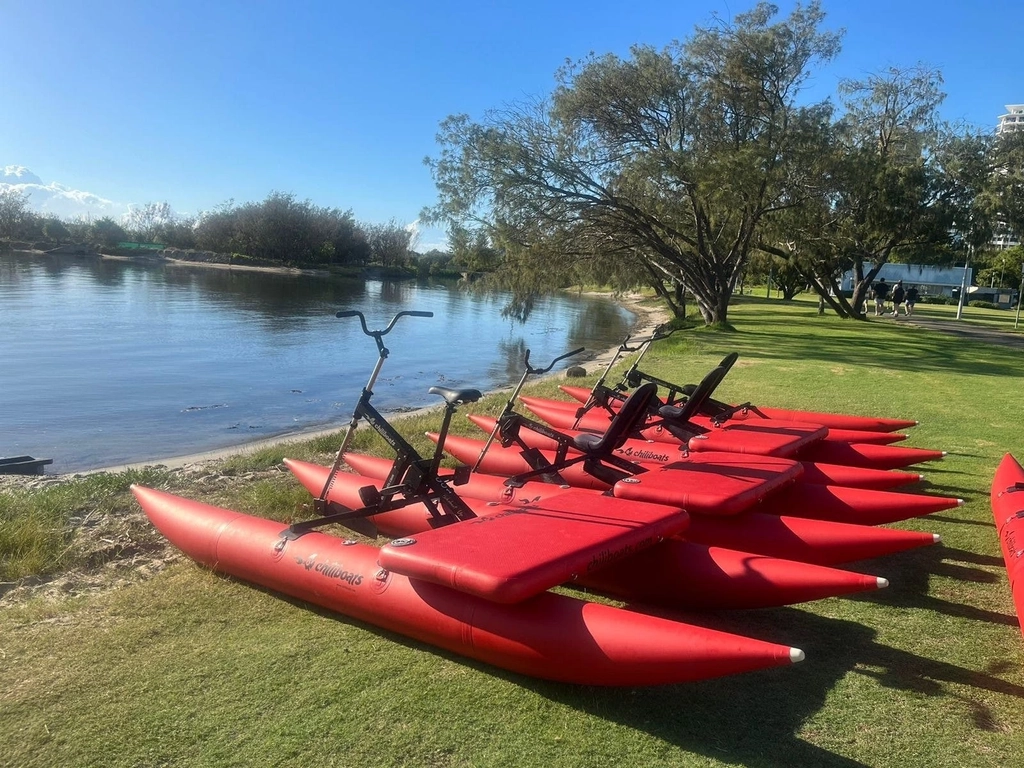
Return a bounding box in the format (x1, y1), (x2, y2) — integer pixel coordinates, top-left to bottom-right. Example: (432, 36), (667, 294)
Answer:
(357, 484), (382, 507)
(452, 464), (471, 486)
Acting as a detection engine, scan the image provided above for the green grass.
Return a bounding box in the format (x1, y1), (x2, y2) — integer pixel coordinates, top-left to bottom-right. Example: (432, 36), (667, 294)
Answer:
(0, 468), (171, 581)
(3, 294), (1024, 767)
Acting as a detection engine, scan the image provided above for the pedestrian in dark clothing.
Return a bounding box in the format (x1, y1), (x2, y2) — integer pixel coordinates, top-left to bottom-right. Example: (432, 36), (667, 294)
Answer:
(891, 280), (905, 318)
(872, 278), (889, 316)
(904, 285), (919, 316)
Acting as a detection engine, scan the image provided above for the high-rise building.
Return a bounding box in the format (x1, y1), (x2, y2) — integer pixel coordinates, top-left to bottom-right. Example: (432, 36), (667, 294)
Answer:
(997, 105), (1024, 134)
(992, 106), (1023, 250)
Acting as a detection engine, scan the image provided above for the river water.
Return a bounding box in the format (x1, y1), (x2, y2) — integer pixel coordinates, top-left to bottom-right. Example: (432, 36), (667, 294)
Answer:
(0, 251), (634, 472)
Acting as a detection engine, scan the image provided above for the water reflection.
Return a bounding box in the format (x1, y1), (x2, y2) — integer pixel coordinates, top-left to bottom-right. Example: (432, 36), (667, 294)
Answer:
(1, 251), (634, 471)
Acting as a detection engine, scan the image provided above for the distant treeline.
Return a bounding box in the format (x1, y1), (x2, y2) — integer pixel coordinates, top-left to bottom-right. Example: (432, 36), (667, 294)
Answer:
(0, 190), (473, 277)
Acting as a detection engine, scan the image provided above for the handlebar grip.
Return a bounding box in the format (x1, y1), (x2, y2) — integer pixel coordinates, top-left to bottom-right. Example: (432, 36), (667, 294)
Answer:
(336, 310), (361, 318)
(404, 311), (434, 318)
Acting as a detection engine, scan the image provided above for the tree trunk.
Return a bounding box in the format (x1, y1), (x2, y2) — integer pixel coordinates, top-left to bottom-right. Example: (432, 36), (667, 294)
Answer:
(674, 280), (687, 318)
(649, 280), (684, 318)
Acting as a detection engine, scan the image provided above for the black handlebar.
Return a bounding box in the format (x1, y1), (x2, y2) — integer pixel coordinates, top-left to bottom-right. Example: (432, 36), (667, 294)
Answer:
(523, 346), (585, 375)
(336, 309), (434, 337)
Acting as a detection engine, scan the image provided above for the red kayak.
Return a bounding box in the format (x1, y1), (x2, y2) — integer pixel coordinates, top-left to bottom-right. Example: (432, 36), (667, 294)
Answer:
(990, 453), (1024, 638)
(285, 459), (889, 609)
(133, 485), (803, 685)
(560, 385), (919, 433)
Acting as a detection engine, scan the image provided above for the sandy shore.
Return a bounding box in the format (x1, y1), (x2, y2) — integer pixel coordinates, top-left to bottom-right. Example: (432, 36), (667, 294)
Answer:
(79, 294), (671, 476)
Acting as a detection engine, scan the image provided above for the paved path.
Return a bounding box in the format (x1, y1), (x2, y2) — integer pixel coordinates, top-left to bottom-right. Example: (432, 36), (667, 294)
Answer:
(904, 316), (1024, 351)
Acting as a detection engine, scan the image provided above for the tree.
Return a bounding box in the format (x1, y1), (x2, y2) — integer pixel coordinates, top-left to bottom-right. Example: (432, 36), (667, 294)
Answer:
(193, 194), (370, 266)
(124, 202), (174, 243)
(987, 130), (1024, 245)
(976, 245), (1024, 290)
(424, 2), (842, 325)
(90, 217), (128, 249)
(42, 216), (71, 243)
(746, 251), (808, 300)
(156, 215), (198, 250)
(365, 219), (414, 267)
(0, 187), (30, 240)
(762, 65), (956, 318)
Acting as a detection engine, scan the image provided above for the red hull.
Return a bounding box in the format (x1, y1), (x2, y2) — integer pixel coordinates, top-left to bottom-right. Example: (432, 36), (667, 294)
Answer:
(293, 458), (937, 567)
(523, 396), (905, 445)
(133, 485), (802, 685)
(559, 385), (919, 432)
(285, 459), (888, 609)
(521, 398), (827, 459)
(990, 453), (1024, 637)
(798, 441), (945, 470)
(440, 432), (924, 501)
(464, 416), (929, 483)
(754, 482), (962, 526)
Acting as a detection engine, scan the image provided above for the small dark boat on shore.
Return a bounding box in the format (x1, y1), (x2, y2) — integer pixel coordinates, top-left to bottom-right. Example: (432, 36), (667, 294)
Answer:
(0, 456), (54, 475)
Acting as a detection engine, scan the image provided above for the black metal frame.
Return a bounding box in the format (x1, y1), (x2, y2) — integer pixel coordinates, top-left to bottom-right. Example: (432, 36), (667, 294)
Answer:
(501, 383), (660, 488)
(467, 345), (657, 489)
(284, 310), (478, 540)
(572, 325), (752, 434)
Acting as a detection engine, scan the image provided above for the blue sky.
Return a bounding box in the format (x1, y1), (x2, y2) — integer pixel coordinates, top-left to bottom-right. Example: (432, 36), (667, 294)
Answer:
(2, 0), (1022, 251)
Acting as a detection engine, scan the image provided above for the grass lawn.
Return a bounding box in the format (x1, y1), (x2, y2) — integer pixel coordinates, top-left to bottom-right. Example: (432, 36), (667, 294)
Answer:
(2, 293), (1023, 767)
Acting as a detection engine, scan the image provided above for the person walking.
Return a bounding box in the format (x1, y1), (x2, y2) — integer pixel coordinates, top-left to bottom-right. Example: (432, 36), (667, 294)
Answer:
(891, 280), (905, 318)
(872, 277), (890, 316)
(904, 285), (919, 316)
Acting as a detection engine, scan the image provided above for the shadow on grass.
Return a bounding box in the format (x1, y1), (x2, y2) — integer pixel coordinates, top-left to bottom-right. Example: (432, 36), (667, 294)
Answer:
(690, 298), (1024, 380)
(230, 552), (1022, 768)
(525, 603), (1024, 765)
(540, 608), (874, 768)
(933, 546), (1004, 568)
(913, 477), (979, 501)
(850, 543), (1019, 628)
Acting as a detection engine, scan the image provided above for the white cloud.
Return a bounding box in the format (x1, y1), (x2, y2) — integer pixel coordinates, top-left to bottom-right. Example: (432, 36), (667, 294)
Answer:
(406, 218), (450, 253)
(2, 166), (42, 185)
(1, 165), (125, 220)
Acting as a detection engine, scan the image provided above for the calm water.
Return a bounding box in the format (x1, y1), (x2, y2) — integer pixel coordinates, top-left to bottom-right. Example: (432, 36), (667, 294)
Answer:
(0, 251), (634, 471)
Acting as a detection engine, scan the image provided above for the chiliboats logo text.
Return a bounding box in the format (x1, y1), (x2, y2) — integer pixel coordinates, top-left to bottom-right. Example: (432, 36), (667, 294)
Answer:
(293, 553), (364, 586)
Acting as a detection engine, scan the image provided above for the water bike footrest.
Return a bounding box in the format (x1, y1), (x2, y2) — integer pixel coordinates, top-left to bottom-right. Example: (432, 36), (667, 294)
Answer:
(377, 489), (688, 604)
(612, 454), (804, 516)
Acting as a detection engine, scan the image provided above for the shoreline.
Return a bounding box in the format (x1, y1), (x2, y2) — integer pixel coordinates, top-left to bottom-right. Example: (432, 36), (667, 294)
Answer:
(75, 293), (670, 476)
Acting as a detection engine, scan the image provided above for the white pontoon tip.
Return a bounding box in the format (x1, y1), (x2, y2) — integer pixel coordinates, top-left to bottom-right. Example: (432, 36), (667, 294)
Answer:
(790, 648), (806, 664)
(876, 577), (889, 589)
(932, 533), (942, 543)
(918, 474), (926, 480)
(956, 498), (965, 506)
(941, 451), (948, 457)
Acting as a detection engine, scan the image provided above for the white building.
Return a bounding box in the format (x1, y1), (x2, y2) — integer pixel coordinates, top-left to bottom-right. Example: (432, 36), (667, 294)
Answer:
(992, 106), (1023, 249)
(840, 263), (970, 297)
(841, 264), (1018, 309)
(997, 105), (1024, 134)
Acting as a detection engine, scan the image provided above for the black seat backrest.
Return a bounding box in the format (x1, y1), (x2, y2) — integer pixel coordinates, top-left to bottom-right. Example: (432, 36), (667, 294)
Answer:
(659, 364), (729, 424)
(578, 382), (658, 454)
(680, 352), (738, 399)
(718, 351), (739, 375)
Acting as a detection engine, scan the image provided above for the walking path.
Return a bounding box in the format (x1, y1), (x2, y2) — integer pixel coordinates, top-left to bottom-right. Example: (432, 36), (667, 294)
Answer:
(904, 316), (1024, 351)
